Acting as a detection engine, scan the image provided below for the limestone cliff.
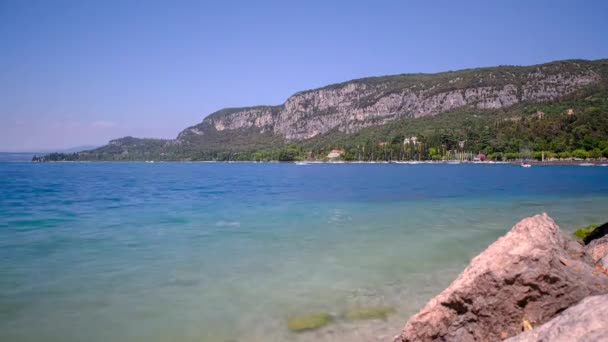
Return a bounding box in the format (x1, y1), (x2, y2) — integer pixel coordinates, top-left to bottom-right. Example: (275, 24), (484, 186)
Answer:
(61, 58), (608, 161)
(177, 59), (606, 143)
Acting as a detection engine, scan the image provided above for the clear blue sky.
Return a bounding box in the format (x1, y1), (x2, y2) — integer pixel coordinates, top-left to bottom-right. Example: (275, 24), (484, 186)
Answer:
(1, 0), (607, 151)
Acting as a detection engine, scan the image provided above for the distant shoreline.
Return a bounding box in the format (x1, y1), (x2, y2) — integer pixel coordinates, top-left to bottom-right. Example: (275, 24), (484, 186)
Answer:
(509, 160), (608, 166)
(17, 159), (608, 166)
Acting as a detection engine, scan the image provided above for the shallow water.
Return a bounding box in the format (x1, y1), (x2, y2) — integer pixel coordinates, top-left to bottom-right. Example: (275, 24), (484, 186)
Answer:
(1, 163), (607, 341)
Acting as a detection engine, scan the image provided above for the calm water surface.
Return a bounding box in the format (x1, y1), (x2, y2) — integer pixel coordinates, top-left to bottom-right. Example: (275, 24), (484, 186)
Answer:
(1, 163), (607, 341)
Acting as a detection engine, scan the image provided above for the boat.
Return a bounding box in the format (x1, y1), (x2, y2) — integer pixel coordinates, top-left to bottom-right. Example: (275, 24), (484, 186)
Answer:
(521, 163), (532, 168)
(447, 160), (461, 165)
(579, 163), (594, 166)
(600, 164), (608, 167)
(295, 162), (309, 165)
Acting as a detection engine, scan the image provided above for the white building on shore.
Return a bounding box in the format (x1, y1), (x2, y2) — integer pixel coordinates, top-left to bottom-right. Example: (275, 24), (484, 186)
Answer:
(403, 136), (419, 145)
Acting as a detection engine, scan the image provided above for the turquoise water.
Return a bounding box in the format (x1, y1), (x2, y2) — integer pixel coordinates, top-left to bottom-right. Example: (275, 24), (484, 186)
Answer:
(1, 163), (607, 341)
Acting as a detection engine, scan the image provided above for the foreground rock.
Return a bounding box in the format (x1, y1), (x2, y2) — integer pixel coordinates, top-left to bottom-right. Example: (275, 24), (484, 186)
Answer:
(505, 294), (608, 342)
(394, 213), (608, 342)
(586, 236), (608, 269)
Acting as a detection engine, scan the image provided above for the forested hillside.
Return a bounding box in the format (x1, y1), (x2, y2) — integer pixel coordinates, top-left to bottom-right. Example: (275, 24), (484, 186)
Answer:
(35, 59), (608, 162)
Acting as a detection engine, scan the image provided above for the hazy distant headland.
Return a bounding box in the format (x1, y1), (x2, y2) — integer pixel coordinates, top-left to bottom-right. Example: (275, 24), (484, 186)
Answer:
(35, 59), (608, 162)
(1, 146), (97, 162)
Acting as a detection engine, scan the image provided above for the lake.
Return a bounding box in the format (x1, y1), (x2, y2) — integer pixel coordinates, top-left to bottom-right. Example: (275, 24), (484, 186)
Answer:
(1, 162), (607, 341)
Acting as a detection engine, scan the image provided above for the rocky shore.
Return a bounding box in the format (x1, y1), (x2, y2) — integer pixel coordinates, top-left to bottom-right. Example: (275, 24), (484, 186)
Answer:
(394, 214), (608, 341)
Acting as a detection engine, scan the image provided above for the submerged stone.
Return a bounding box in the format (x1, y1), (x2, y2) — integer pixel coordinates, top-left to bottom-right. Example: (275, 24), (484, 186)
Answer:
(286, 312), (332, 332)
(583, 222), (608, 244)
(574, 223), (598, 240)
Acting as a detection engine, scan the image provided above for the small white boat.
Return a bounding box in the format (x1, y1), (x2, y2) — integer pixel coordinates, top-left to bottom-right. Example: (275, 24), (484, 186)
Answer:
(600, 164), (608, 167)
(579, 163), (594, 166)
(521, 163), (532, 168)
(447, 160), (461, 165)
(295, 162), (309, 165)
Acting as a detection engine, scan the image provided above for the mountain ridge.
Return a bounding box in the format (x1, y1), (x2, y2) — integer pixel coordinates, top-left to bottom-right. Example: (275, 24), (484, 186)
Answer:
(38, 58), (608, 161)
(179, 58), (606, 141)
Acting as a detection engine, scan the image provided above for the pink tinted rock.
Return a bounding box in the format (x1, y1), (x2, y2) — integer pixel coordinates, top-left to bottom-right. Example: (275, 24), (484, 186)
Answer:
(505, 294), (608, 342)
(586, 236), (608, 268)
(394, 213), (608, 342)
